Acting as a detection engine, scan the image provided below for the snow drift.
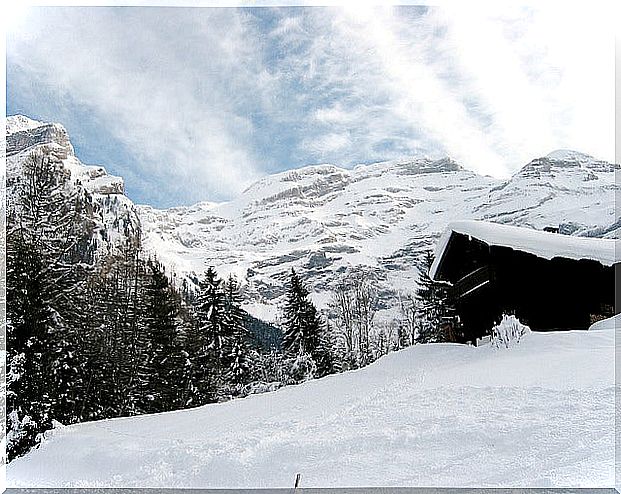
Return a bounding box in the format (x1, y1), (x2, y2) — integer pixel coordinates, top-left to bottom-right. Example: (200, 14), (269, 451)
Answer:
(8, 326), (615, 488)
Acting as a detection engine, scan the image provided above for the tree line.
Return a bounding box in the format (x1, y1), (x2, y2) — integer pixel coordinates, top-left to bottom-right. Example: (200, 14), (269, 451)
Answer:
(6, 151), (455, 462)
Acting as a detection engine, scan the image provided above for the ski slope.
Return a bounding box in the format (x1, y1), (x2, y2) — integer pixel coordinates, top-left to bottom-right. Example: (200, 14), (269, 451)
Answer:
(8, 327), (615, 488)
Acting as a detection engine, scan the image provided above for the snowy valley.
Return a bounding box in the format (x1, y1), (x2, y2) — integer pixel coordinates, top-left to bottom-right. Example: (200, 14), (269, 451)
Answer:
(4, 115), (619, 488)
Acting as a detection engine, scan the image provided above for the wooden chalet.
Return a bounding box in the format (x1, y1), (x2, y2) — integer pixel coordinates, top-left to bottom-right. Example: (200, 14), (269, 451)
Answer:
(429, 221), (617, 342)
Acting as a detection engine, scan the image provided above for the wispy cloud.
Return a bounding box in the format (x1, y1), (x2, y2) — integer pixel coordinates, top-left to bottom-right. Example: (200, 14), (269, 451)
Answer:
(6, 5), (615, 206)
(8, 7), (272, 204)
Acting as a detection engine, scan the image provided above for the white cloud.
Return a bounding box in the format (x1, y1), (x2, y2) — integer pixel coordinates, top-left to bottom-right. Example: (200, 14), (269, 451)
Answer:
(275, 5), (615, 174)
(7, 5), (616, 205)
(8, 8), (272, 204)
(304, 132), (351, 157)
(426, 4), (615, 170)
(314, 103), (353, 125)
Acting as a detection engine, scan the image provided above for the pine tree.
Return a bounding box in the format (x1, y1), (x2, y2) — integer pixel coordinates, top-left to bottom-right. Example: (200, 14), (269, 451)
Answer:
(223, 275), (251, 389)
(183, 315), (216, 407)
(189, 266), (228, 401)
(138, 259), (186, 413)
(281, 269), (331, 381)
(6, 151), (94, 460)
(414, 250), (454, 344)
(282, 269), (321, 357)
(196, 267), (227, 364)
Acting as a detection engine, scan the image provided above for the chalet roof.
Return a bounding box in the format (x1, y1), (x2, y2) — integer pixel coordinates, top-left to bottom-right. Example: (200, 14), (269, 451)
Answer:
(430, 220), (617, 280)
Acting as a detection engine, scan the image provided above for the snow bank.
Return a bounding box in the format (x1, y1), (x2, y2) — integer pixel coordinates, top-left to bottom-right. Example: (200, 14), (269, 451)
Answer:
(7, 328), (614, 488)
(589, 314), (620, 331)
(431, 220), (616, 280)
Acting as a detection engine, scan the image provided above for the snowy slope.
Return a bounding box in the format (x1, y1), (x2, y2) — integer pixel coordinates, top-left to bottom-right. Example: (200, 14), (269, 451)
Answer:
(7, 326), (615, 488)
(138, 158), (501, 319)
(476, 150), (619, 237)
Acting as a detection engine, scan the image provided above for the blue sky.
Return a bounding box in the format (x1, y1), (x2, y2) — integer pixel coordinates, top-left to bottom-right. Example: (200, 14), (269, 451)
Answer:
(6, 5), (614, 207)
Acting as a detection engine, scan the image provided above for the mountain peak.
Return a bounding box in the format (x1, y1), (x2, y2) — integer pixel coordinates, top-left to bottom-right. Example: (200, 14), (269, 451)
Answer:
(513, 149), (616, 179)
(545, 149), (596, 162)
(6, 114), (47, 135)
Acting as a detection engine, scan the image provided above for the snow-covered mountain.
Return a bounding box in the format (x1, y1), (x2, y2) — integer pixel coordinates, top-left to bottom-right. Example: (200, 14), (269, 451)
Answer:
(5, 115), (618, 321)
(476, 149), (619, 237)
(5, 116), (141, 259)
(7, 324), (615, 487)
(138, 149), (618, 321)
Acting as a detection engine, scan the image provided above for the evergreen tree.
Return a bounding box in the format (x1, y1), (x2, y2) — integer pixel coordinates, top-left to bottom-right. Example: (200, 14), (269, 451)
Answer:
(183, 315), (216, 406)
(189, 266), (228, 402)
(414, 250), (455, 344)
(223, 275), (251, 388)
(281, 269), (335, 381)
(138, 259), (186, 413)
(282, 269), (321, 357)
(6, 151), (94, 460)
(196, 267), (227, 365)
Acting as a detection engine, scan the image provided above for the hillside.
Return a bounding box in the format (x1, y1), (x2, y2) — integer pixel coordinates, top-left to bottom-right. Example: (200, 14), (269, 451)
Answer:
(7, 325), (615, 488)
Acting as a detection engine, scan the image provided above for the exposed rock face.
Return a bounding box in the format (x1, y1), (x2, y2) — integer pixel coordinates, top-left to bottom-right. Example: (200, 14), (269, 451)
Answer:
(6, 123), (74, 158)
(5, 115), (141, 259)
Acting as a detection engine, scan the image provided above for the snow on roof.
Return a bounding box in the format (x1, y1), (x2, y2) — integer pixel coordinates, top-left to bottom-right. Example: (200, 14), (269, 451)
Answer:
(430, 220), (617, 280)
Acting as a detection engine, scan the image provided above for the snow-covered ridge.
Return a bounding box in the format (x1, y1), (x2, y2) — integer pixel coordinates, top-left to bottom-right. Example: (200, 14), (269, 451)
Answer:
(5, 115), (125, 196)
(5, 115), (140, 258)
(545, 149), (615, 169)
(138, 147), (618, 319)
(546, 149), (592, 161)
(5, 115), (46, 135)
(7, 326), (615, 487)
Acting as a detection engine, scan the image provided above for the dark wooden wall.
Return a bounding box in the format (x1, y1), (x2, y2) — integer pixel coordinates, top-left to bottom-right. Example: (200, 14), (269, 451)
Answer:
(437, 233), (616, 341)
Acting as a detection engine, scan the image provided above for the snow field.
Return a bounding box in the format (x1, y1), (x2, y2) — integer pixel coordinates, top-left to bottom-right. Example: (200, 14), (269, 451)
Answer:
(8, 326), (615, 488)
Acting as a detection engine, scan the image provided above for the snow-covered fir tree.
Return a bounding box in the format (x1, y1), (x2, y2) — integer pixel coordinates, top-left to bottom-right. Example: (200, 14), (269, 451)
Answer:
(196, 267), (227, 365)
(282, 269), (321, 355)
(414, 250), (455, 344)
(223, 275), (251, 389)
(6, 151), (95, 460)
(190, 266), (232, 400)
(282, 269), (331, 381)
(138, 259), (187, 413)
